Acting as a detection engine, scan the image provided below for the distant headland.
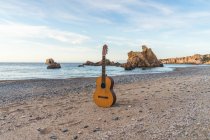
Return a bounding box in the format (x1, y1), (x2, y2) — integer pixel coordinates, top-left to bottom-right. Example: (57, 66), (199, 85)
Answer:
(160, 54), (210, 64)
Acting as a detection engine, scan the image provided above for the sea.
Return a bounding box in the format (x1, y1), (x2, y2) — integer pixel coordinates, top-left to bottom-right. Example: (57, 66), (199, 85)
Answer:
(0, 63), (207, 80)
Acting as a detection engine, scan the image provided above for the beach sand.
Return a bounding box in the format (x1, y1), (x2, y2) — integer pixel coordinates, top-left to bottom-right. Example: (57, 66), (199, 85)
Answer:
(0, 66), (210, 140)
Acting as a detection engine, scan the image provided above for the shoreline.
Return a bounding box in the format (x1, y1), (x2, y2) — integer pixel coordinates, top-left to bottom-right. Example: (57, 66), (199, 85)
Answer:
(0, 66), (207, 106)
(0, 63), (208, 81)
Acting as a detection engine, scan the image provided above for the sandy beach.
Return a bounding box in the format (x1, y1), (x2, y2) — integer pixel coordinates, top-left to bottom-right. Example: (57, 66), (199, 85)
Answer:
(0, 66), (210, 140)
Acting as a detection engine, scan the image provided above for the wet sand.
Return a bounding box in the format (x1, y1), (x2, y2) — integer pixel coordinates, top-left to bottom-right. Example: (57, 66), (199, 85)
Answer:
(0, 66), (210, 140)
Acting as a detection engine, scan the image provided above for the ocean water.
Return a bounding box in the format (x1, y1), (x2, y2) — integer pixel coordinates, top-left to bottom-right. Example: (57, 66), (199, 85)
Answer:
(0, 63), (206, 80)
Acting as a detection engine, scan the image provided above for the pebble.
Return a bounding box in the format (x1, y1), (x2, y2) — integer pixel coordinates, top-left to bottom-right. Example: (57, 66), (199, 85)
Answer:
(97, 117), (102, 121)
(61, 128), (68, 133)
(104, 135), (110, 138)
(137, 118), (144, 122)
(37, 128), (45, 134)
(78, 131), (82, 134)
(73, 135), (78, 139)
(50, 135), (57, 139)
(112, 116), (119, 120)
(84, 125), (89, 128)
(128, 105), (132, 108)
(185, 131), (188, 136)
(93, 127), (100, 132)
(131, 118), (135, 121)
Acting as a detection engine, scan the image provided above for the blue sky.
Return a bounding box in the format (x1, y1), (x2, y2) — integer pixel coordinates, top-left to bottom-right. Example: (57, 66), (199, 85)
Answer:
(0, 0), (210, 62)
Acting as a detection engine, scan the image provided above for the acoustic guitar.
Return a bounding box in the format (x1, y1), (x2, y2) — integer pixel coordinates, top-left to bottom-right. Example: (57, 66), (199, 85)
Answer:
(93, 44), (116, 107)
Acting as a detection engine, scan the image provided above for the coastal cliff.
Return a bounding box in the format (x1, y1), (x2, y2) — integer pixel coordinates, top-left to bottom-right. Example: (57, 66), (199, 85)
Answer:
(160, 54), (210, 64)
(123, 45), (163, 70)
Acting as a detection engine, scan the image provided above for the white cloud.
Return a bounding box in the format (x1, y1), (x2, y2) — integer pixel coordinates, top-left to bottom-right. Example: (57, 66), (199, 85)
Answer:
(0, 22), (90, 45)
(0, 0), (45, 17)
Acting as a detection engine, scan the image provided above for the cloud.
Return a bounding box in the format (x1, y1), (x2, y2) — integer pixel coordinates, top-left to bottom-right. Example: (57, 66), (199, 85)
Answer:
(0, 0), (45, 17)
(105, 36), (140, 47)
(0, 22), (90, 45)
(0, 0), (210, 62)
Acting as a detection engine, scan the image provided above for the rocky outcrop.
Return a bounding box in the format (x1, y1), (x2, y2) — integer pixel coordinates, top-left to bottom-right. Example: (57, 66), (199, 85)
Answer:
(83, 59), (121, 67)
(78, 64), (84, 67)
(45, 58), (61, 69)
(160, 54), (210, 64)
(122, 45), (163, 70)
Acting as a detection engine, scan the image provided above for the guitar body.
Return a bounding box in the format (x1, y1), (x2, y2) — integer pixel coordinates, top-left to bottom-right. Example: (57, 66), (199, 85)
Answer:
(93, 76), (116, 107)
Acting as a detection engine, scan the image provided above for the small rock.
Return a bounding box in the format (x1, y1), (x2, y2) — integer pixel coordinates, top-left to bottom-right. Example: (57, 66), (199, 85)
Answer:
(137, 118), (144, 122)
(104, 135), (109, 138)
(112, 116), (119, 120)
(50, 135), (57, 139)
(37, 128), (51, 134)
(73, 135), (78, 139)
(61, 128), (68, 133)
(185, 131), (188, 136)
(97, 118), (102, 121)
(128, 105), (132, 108)
(0, 118), (5, 120)
(131, 118), (135, 121)
(93, 127), (100, 132)
(139, 110), (143, 113)
(78, 131), (82, 134)
(84, 125), (89, 128)
(15, 124), (21, 127)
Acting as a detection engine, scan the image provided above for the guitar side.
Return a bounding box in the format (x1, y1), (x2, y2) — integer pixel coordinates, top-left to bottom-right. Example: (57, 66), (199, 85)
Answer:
(93, 76), (116, 107)
(108, 76), (116, 105)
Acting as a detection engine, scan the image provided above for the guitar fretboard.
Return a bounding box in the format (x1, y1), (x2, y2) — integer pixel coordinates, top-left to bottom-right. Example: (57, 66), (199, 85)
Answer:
(102, 55), (106, 83)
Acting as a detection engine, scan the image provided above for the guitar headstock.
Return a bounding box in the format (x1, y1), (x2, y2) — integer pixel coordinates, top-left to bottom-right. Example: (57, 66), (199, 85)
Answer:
(102, 44), (108, 56)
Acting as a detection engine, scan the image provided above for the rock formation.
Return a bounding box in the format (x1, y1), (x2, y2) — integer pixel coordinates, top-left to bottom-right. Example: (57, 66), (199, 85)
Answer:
(45, 58), (61, 69)
(83, 59), (121, 67)
(160, 54), (210, 64)
(123, 45), (163, 70)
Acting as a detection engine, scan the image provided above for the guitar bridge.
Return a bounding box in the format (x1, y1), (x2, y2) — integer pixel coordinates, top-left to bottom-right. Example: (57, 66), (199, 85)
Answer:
(98, 96), (108, 99)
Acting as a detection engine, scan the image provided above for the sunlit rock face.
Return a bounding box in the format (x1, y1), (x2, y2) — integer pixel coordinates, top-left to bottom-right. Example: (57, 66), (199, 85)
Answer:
(123, 45), (163, 70)
(45, 58), (61, 69)
(160, 54), (210, 64)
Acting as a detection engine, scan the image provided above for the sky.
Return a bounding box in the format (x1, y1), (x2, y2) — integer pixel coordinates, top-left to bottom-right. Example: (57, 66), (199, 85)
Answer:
(0, 0), (210, 62)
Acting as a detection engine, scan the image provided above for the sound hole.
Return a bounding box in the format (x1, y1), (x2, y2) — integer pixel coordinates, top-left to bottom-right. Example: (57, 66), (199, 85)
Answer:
(98, 96), (108, 99)
(101, 83), (106, 88)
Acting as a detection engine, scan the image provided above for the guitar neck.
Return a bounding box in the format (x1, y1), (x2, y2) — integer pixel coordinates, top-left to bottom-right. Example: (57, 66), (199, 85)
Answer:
(102, 55), (106, 83)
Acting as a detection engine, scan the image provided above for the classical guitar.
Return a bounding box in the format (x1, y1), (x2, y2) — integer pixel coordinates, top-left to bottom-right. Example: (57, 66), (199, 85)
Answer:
(93, 44), (116, 107)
